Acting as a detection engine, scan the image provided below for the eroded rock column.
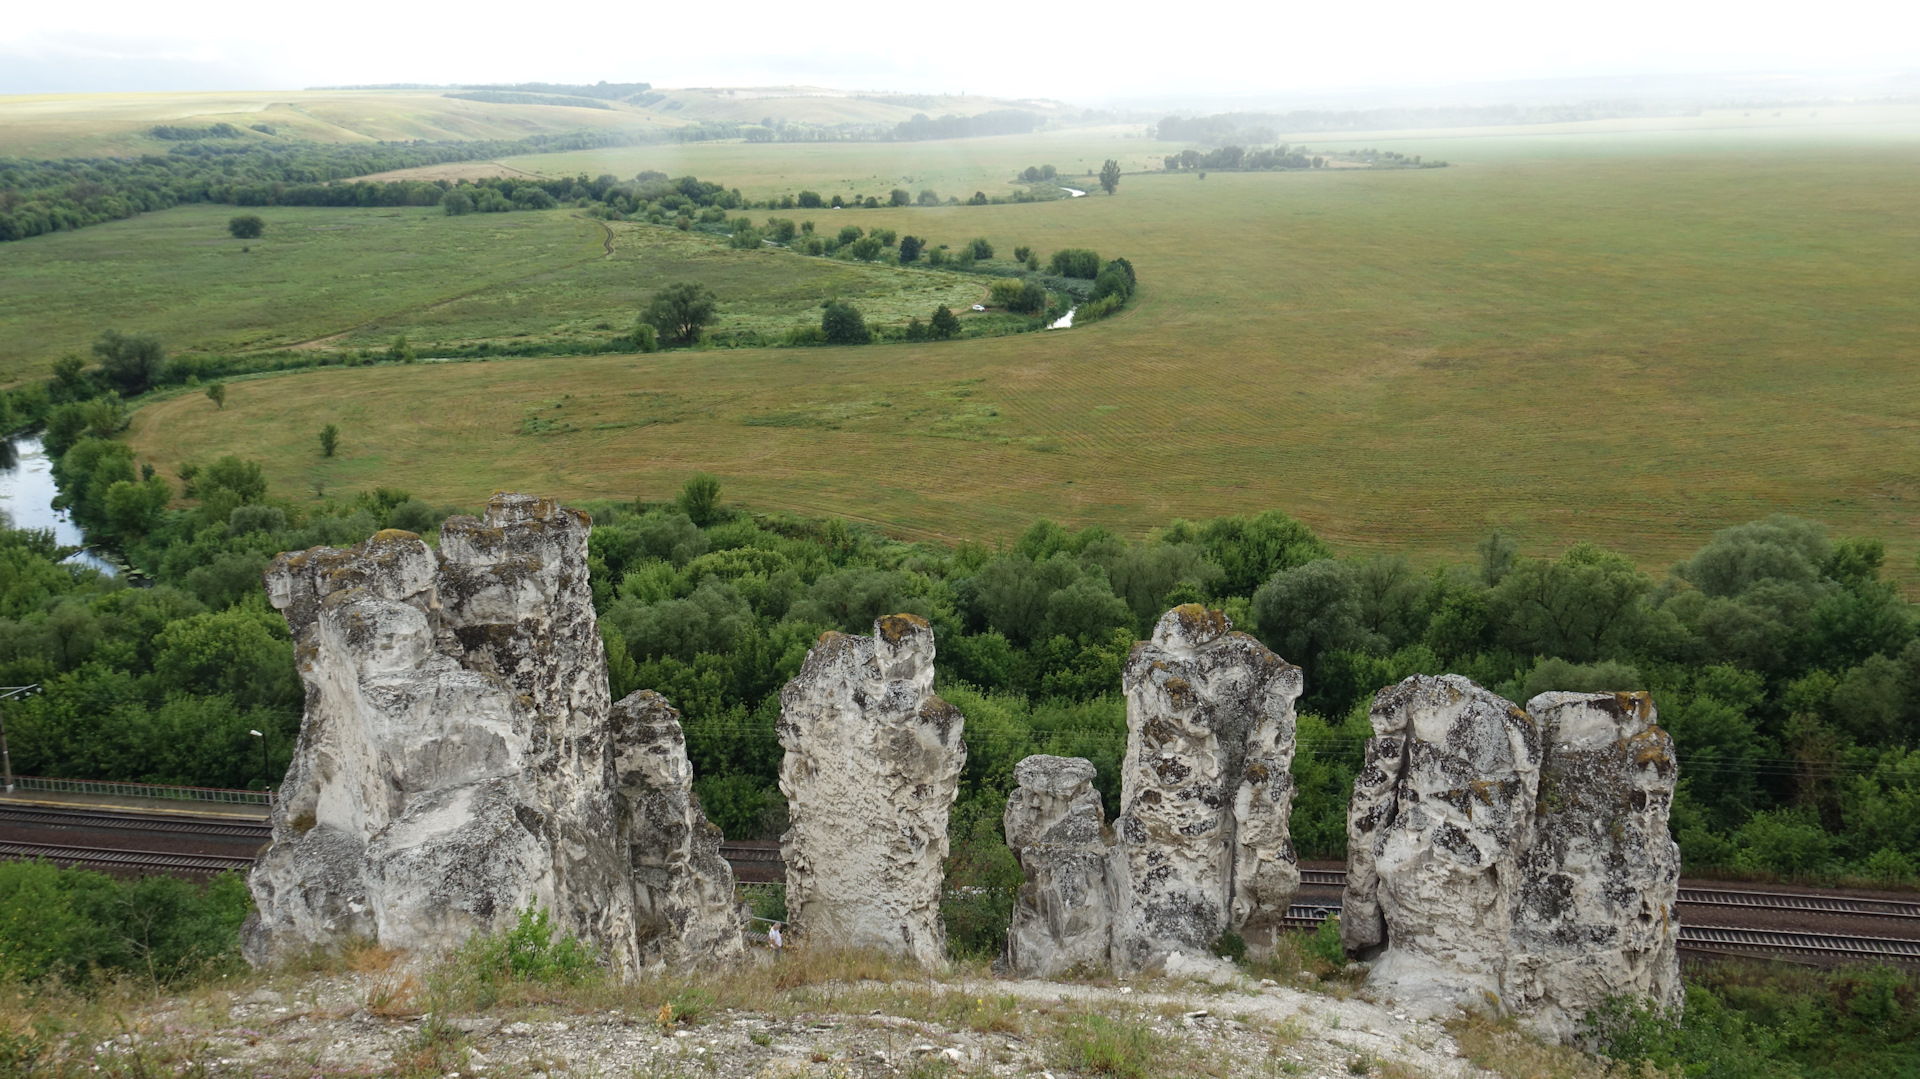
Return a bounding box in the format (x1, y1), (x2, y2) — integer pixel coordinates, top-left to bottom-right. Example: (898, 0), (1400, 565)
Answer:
(1003, 755), (1115, 977)
(1111, 605), (1303, 972)
(611, 689), (746, 967)
(778, 615), (965, 965)
(247, 496), (640, 969)
(1508, 691), (1682, 1040)
(1343, 674), (1542, 1013)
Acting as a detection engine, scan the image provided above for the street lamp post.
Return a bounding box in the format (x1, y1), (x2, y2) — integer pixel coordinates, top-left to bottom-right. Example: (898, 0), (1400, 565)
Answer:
(249, 729), (270, 800)
(0, 686), (41, 795)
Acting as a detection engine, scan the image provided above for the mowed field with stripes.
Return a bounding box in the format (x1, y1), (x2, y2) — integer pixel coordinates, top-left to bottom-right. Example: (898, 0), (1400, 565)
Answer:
(127, 133), (1920, 574)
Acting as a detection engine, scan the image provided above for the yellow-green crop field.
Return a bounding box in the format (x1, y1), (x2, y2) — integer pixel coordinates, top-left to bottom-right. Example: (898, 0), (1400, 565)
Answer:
(18, 120), (1916, 576)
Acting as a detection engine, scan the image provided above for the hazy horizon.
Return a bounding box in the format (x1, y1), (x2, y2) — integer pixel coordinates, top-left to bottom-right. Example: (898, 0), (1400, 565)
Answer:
(5, 0), (1918, 106)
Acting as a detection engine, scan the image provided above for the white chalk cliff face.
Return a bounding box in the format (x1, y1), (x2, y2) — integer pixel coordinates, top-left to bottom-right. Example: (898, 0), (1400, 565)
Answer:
(1004, 755), (1115, 977)
(777, 615), (965, 966)
(1509, 691), (1682, 1041)
(244, 494), (738, 973)
(1111, 605), (1303, 971)
(1345, 676), (1681, 1038)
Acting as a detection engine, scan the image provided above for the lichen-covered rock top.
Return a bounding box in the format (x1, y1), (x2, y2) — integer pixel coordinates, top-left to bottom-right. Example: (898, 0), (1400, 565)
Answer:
(1112, 605), (1303, 971)
(1509, 691), (1681, 1041)
(778, 615), (964, 965)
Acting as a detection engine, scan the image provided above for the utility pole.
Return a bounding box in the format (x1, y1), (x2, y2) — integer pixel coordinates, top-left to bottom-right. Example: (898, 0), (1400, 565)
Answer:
(250, 729), (270, 801)
(0, 686), (41, 795)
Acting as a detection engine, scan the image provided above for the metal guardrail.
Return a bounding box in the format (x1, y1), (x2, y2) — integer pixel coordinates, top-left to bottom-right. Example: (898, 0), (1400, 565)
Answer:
(9, 775), (270, 805)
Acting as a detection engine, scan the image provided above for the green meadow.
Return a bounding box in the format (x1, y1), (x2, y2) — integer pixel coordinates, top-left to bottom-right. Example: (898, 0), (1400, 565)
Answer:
(87, 123), (1920, 579)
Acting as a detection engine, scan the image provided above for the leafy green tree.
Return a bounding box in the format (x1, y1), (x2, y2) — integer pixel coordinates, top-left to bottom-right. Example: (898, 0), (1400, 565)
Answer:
(387, 334), (414, 363)
(1013, 245), (1032, 262)
(796, 190), (823, 208)
(204, 383), (225, 409)
(848, 236), (883, 260)
(930, 305), (961, 340)
(676, 473), (723, 527)
(969, 237), (994, 259)
(836, 225), (863, 245)
(226, 214), (264, 239)
(765, 218), (797, 242)
(969, 191), (989, 205)
(1099, 159), (1122, 194)
(319, 424), (338, 457)
(1491, 543), (1651, 663)
(898, 235), (924, 263)
(917, 189), (939, 206)
(630, 321), (658, 353)
(889, 188), (910, 206)
(103, 476), (172, 537)
(644, 282), (720, 346)
(1048, 248), (1102, 278)
(821, 302), (869, 345)
(442, 190), (475, 216)
(1252, 558), (1380, 674)
(91, 330), (166, 394)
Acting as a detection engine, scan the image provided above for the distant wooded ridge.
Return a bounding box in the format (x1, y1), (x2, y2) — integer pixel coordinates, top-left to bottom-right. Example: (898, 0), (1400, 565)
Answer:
(312, 81), (653, 98)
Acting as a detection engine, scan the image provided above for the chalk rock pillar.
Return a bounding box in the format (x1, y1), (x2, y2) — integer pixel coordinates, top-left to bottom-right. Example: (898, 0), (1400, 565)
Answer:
(246, 495), (642, 970)
(1343, 674), (1542, 1013)
(1111, 605), (1303, 972)
(1004, 755), (1115, 977)
(1508, 691), (1682, 1040)
(610, 689), (746, 966)
(777, 615), (965, 965)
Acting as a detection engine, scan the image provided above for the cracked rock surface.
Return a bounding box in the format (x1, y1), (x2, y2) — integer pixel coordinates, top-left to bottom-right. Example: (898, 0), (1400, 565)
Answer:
(1509, 691), (1682, 1041)
(1003, 755), (1115, 977)
(611, 689), (747, 968)
(246, 494), (737, 973)
(1345, 677), (1680, 1038)
(777, 615), (966, 965)
(1344, 674), (1543, 1014)
(1112, 605), (1304, 972)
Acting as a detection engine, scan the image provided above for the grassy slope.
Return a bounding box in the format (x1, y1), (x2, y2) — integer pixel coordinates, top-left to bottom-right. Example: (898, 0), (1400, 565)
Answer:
(368, 130), (1176, 202)
(121, 134), (1920, 576)
(0, 205), (991, 379)
(0, 90), (686, 159)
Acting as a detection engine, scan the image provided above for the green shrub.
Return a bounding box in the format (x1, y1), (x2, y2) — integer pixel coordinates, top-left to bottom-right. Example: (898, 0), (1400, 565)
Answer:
(1052, 1012), (1162, 1079)
(0, 860), (252, 985)
(1304, 914), (1345, 968)
(821, 302), (869, 345)
(1050, 248), (1101, 278)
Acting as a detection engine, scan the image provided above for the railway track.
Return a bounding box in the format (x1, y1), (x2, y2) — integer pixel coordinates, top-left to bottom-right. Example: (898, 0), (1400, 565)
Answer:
(0, 804), (271, 839)
(0, 840), (255, 874)
(7, 820), (1912, 963)
(1279, 903), (1920, 963)
(1298, 868), (1919, 923)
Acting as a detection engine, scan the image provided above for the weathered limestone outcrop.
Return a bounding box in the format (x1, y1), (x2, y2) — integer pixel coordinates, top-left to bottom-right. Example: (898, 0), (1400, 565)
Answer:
(1343, 675), (1542, 1010)
(1508, 692), (1682, 1040)
(1344, 677), (1681, 1037)
(777, 615), (965, 965)
(244, 494), (740, 973)
(1003, 756), (1115, 977)
(1110, 605), (1304, 972)
(611, 689), (746, 967)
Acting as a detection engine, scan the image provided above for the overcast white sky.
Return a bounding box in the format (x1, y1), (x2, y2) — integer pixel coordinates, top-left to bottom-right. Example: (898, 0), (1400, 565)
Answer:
(3, 0), (1917, 101)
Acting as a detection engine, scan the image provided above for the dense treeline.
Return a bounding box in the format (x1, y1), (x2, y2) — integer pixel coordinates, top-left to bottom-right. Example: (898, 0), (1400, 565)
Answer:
(892, 110), (1039, 141)
(1163, 146), (1325, 171)
(0, 133), (734, 241)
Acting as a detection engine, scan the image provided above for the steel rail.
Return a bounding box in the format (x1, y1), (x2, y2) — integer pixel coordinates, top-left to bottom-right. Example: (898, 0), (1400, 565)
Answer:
(1298, 868), (1918, 921)
(1277, 903), (1920, 962)
(0, 840), (255, 873)
(0, 804), (271, 839)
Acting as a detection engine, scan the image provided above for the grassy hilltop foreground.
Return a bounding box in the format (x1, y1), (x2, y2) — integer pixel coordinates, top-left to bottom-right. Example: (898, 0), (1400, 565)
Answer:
(92, 126), (1920, 575)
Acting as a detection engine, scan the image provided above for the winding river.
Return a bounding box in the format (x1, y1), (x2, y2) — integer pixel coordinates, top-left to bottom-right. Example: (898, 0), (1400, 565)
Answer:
(0, 437), (117, 574)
